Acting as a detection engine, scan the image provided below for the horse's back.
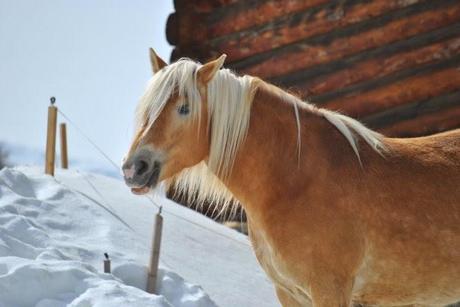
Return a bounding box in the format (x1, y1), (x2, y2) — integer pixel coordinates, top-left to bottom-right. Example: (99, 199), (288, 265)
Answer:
(413, 128), (460, 152)
(380, 128), (460, 193)
(372, 127), (460, 231)
(385, 128), (460, 164)
(353, 129), (460, 305)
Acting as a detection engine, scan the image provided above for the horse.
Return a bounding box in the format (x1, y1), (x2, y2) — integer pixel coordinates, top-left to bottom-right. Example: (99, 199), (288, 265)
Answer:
(122, 48), (460, 307)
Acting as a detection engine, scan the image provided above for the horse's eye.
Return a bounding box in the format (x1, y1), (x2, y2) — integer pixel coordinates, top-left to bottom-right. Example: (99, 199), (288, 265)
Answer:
(178, 104), (190, 115)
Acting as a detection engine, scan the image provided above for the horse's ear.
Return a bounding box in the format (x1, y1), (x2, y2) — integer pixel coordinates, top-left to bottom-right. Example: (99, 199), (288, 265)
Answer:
(149, 48), (167, 74)
(197, 54), (227, 85)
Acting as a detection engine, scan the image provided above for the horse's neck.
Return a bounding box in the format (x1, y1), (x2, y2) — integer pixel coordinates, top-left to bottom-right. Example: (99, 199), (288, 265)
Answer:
(220, 82), (361, 219)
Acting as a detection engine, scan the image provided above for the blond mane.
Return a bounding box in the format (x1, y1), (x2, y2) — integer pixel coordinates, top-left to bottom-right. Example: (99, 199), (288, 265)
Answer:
(136, 58), (386, 215)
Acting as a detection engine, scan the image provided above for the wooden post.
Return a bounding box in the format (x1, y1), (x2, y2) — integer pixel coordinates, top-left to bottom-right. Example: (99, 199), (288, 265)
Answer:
(147, 209), (163, 294)
(60, 123), (68, 169)
(45, 97), (58, 176)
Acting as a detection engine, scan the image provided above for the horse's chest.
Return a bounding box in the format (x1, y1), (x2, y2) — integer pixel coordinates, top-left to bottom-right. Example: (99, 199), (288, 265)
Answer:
(253, 237), (290, 286)
(249, 226), (311, 301)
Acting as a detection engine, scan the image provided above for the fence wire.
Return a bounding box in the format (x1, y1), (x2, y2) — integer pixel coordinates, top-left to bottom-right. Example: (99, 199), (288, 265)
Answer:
(56, 108), (250, 247)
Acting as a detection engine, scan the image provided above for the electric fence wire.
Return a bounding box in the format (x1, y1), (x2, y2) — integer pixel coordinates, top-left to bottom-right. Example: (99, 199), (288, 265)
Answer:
(57, 108), (250, 247)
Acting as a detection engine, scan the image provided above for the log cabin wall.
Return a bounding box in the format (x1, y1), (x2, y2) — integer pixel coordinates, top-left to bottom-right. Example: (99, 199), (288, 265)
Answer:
(167, 0), (460, 137)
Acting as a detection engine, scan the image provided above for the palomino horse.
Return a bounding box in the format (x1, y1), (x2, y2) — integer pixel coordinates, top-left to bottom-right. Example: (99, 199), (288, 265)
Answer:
(122, 49), (460, 307)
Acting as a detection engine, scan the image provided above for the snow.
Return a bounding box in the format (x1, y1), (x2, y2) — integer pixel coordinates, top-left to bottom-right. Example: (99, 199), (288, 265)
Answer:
(0, 166), (279, 307)
(0, 142), (121, 178)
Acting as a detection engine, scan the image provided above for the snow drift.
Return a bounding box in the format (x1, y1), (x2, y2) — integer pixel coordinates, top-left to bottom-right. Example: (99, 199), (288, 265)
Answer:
(0, 167), (278, 306)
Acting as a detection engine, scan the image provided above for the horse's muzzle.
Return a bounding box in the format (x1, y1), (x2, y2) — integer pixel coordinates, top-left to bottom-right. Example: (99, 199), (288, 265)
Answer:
(122, 147), (162, 194)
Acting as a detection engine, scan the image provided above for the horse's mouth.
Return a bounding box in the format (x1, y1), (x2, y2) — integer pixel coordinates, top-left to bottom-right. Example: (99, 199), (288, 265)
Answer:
(131, 162), (161, 195)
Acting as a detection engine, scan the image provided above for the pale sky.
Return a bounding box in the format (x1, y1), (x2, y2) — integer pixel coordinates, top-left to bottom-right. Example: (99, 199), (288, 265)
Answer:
(0, 0), (173, 170)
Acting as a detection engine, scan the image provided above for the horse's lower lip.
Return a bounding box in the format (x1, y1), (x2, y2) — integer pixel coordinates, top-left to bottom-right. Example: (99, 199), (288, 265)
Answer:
(130, 163), (161, 195)
(131, 186), (150, 195)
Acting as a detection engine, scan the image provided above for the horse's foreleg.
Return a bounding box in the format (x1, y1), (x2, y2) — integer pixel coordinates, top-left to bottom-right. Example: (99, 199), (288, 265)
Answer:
(275, 286), (311, 307)
(310, 273), (354, 307)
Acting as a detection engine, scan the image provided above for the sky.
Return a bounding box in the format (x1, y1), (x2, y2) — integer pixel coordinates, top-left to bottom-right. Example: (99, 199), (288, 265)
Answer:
(0, 0), (173, 171)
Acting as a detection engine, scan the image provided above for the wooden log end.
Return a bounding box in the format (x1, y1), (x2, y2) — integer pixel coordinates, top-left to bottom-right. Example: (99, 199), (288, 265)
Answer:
(166, 13), (179, 46)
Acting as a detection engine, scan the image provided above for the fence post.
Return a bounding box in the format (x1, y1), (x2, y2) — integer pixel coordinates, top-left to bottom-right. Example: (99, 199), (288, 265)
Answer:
(45, 97), (58, 176)
(60, 123), (68, 169)
(104, 253), (111, 273)
(147, 208), (163, 294)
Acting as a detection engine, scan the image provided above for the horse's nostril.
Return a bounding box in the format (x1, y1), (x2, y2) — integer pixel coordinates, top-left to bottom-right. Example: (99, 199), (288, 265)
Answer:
(135, 160), (149, 176)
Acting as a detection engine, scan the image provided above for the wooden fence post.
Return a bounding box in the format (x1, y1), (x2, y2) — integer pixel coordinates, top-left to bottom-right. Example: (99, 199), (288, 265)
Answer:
(60, 123), (68, 169)
(147, 209), (163, 294)
(45, 97), (58, 176)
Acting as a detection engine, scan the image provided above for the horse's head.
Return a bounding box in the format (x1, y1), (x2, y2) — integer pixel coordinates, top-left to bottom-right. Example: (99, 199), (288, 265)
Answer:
(122, 49), (226, 195)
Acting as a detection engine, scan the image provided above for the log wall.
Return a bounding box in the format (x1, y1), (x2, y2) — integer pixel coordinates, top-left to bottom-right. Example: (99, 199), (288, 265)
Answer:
(167, 0), (460, 137)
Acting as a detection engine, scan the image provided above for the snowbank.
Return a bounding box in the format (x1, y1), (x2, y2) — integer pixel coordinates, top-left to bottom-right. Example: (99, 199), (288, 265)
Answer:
(0, 142), (121, 178)
(0, 167), (215, 306)
(0, 167), (279, 306)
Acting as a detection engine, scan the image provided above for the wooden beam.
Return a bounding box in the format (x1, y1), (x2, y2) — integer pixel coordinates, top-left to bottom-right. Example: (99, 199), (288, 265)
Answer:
(269, 23), (460, 87)
(166, 12), (208, 46)
(231, 1), (460, 79)
(166, 13), (179, 46)
(209, 0), (424, 61)
(380, 105), (460, 137)
(322, 65), (460, 118)
(167, 0), (332, 60)
(296, 37), (460, 97)
(207, 0), (328, 39)
(362, 90), (460, 129)
(312, 54), (460, 104)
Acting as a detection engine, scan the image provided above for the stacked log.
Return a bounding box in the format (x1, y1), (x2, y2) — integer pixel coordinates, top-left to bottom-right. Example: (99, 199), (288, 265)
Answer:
(167, 0), (460, 137)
